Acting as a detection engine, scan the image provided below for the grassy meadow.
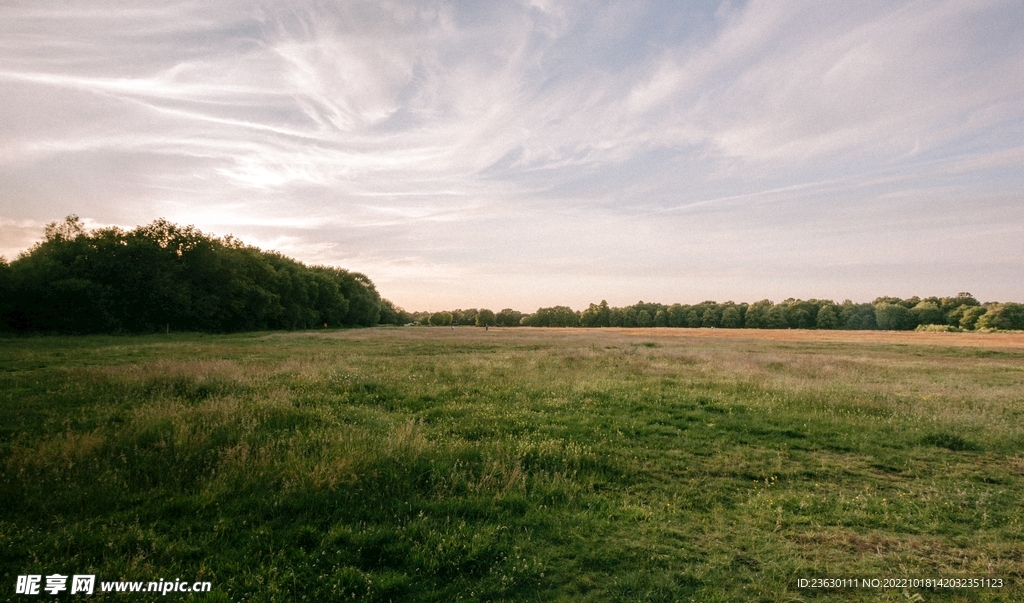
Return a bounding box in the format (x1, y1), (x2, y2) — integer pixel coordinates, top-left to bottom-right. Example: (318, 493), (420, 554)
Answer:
(2, 327), (1023, 601)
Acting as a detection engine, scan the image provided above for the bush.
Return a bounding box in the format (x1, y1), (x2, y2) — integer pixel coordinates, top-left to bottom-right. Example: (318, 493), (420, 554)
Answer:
(915, 324), (957, 332)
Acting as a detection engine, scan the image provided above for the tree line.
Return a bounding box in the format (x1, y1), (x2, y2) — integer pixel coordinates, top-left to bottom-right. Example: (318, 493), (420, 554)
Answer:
(417, 295), (1024, 331)
(409, 308), (523, 328)
(0, 216), (412, 333)
(4, 216), (1021, 334)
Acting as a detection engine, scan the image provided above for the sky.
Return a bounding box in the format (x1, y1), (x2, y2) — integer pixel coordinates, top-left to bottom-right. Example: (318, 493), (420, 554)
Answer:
(1, 0), (1023, 311)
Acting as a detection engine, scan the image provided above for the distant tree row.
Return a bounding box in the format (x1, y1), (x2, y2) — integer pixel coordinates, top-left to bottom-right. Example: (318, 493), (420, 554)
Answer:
(419, 295), (1024, 332)
(0, 216), (412, 333)
(410, 308), (522, 327)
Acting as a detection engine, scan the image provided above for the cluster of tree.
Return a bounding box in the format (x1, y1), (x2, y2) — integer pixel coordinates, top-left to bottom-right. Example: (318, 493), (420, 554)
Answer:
(0, 216), (412, 333)
(410, 308), (524, 327)
(519, 295), (1021, 331)
(418, 294), (1023, 332)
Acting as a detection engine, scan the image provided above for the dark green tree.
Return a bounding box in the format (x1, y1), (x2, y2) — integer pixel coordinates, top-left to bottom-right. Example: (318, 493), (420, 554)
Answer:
(525, 306), (579, 327)
(654, 309), (668, 327)
(700, 306), (719, 328)
(621, 306), (638, 327)
(744, 300), (772, 328)
(720, 306), (741, 328)
(955, 305), (987, 330)
(839, 301), (877, 329)
(637, 309), (653, 327)
(0, 257), (11, 331)
(666, 304), (687, 327)
(580, 301), (611, 327)
(940, 292), (979, 325)
(608, 307), (625, 327)
(975, 303), (1024, 331)
(815, 305), (839, 329)
(874, 303), (914, 330)
(379, 299), (412, 325)
(475, 309), (496, 327)
(765, 305), (789, 329)
(428, 311), (453, 326)
(910, 301), (942, 326)
(495, 308), (523, 327)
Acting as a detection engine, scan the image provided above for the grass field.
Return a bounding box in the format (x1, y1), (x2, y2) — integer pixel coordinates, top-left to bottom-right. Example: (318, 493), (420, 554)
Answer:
(2, 327), (1023, 602)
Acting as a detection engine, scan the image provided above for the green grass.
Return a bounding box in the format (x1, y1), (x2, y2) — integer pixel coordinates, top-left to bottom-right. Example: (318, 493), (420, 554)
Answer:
(2, 327), (1022, 601)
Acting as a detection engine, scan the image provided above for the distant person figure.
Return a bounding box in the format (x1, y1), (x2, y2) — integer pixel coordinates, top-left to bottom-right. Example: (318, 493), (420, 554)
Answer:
(323, 323), (327, 329)
(485, 325), (488, 331)
(451, 324), (454, 331)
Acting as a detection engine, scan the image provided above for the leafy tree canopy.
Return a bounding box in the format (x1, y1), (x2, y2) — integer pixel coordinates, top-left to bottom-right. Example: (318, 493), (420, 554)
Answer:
(419, 293), (1019, 333)
(1, 216), (404, 333)
(476, 309), (496, 327)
